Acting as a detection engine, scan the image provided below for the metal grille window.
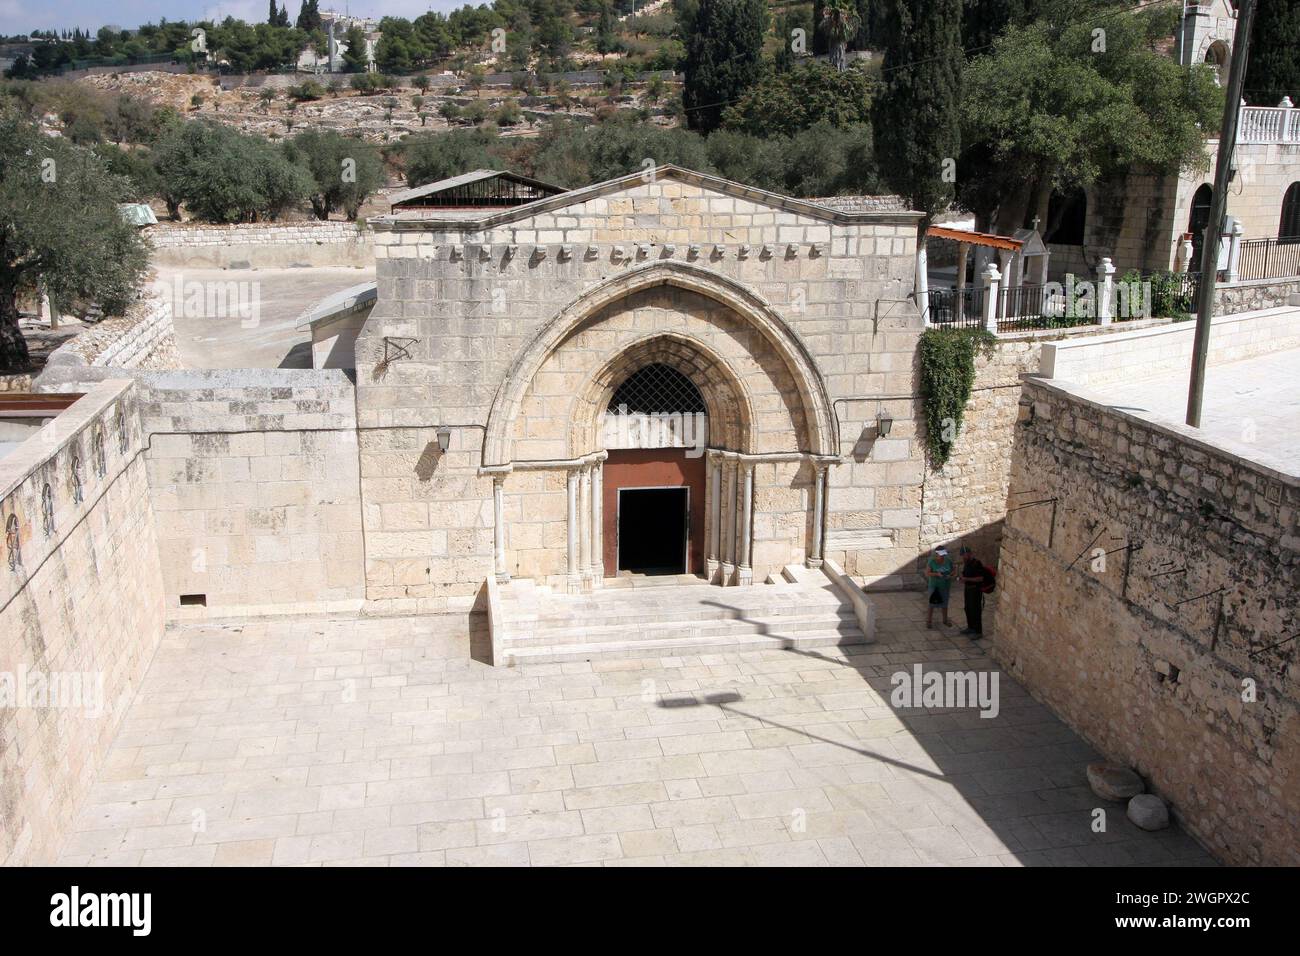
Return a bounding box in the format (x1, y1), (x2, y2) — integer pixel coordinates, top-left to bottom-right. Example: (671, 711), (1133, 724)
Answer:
(41, 484), (55, 538)
(608, 364), (707, 415)
(71, 456), (83, 504)
(117, 407), (128, 454)
(5, 514), (19, 571)
(93, 428), (106, 478)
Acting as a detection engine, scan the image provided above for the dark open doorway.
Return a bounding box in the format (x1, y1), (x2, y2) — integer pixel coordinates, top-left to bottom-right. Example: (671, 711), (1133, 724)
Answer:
(617, 487), (688, 575)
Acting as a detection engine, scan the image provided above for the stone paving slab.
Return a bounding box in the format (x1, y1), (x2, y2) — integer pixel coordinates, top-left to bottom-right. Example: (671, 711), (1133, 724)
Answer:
(58, 592), (1217, 867)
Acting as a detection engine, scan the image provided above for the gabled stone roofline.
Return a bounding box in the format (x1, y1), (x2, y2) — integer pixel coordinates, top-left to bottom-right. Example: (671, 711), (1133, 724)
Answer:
(368, 165), (925, 232)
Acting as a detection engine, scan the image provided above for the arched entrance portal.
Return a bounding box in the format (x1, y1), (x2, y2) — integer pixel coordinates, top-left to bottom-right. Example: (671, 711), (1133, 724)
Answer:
(484, 263), (838, 589)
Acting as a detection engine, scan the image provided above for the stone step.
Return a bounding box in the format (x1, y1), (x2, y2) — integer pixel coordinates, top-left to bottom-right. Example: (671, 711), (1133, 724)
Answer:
(503, 627), (869, 665)
(493, 574), (872, 665)
(506, 611), (861, 647)
(502, 595), (849, 630)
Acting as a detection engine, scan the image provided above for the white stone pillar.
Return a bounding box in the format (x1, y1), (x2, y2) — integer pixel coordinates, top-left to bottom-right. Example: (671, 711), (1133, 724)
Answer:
(1226, 220), (1243, 283)
(982, 263), (1001, 334)
(579, 465), (592, 579)
(493, 474), (509, 583)
(808, 463), (826, 569)
(566, 468), (580, 588)
(997, 249), (1013, 320)
(1096, 256), (1116, 325)
(1179, 235), (1195, 274)
(591, 462), (604, 581)
(737, 462), (754, 585)
(916, 236), (930, 326)
(706, 453), (720, 582)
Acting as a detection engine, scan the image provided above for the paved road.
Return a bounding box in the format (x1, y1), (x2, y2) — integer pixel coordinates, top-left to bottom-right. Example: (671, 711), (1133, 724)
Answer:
(1103, 347), (1300, 475)
(156, 267), (374, 369)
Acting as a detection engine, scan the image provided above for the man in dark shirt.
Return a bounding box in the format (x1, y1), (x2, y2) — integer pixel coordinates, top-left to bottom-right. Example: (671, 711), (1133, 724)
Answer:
(958, 546), (987, 638)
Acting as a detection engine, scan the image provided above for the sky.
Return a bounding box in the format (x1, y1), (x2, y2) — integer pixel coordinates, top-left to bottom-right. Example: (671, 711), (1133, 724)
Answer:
(0, 1), (476, 36)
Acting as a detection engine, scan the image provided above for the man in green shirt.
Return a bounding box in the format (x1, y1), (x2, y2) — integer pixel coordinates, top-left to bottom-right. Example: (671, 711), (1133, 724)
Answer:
(925, 546), (954, 630)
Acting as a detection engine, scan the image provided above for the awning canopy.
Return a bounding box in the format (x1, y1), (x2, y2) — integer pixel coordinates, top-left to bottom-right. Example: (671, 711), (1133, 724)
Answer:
(925, 225), (1022, 251)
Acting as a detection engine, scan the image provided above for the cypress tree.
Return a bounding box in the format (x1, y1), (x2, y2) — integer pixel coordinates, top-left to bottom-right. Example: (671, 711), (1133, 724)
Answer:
(682, 0), (769, 134)
(872, 0), (963, 229)
(1244, 0), (1300, 106)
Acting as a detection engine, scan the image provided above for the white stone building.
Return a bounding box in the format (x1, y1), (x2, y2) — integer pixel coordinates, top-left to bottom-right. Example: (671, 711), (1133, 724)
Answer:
(351, 166), (925, 607)
(1046, 0), (1300, 281)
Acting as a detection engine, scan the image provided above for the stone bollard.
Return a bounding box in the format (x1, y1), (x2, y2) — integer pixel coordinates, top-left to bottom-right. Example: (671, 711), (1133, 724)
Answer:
(982, 263), (1001, 334)
(1096, 257), (1116, 324)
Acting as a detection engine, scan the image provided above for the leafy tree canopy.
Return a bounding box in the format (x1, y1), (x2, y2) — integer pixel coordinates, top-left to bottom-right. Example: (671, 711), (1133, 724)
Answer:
(959, 0), (1222, 233)
(722, 62), (874, 138)
(0, 115), (149, 368)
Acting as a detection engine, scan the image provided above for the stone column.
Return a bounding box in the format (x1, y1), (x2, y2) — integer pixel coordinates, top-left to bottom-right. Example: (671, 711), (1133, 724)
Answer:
(808, 463), (826, 569)
(591, 462), (604, 582)
(982, 263), (1001, 334)
(1179, 235), (1195, 274)
(737, 462), (754, 585)
(1096, 256), (1116, 325)
(579, 465), (592, 579)
(492, 474), (509, 583)
(706, 453), (720, 582)
(720, 459), (736, 586)
(566, 468), (580, 589)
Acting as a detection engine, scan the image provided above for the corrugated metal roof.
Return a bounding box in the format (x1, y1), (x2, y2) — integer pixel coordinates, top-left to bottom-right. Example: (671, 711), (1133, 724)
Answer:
(389, 169), (565, 207)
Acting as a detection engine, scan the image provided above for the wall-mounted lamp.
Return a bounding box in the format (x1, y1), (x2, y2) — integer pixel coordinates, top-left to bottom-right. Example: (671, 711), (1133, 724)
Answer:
(877, 410), (894, 438)
(436, 426), (452, 453)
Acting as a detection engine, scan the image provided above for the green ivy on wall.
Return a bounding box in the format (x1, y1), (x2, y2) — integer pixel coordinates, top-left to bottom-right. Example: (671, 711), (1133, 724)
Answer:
(918, 327), (995, 469)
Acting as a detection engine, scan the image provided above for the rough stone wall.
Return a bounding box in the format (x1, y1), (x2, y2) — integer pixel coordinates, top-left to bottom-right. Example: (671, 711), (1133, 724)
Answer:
(1215, 277), (1300, 315)
(135, 369), (366, 618)
(359, 172), (923, 603)
(45, 293), (182, 372)
(147, 221), (373, 270)
(917, 340), (1042, 565)
(0, 380), (166, 865)
(0, 374), (34, 393)
(993, 378), (1300, 865)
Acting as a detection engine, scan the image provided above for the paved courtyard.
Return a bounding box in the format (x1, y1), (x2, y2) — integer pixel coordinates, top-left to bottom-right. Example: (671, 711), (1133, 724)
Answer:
(1103, 346), (1300, 475)
(59, 592), (1216, 867)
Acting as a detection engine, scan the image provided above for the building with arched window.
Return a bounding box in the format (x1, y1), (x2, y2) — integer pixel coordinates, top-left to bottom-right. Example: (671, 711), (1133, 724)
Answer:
(1046, 1), (1300, 280)
(353, 165), (927, 600)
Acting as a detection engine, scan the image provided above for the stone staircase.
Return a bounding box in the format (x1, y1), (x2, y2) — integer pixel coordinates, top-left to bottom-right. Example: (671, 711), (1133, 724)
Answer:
(491, 567), (872, 665)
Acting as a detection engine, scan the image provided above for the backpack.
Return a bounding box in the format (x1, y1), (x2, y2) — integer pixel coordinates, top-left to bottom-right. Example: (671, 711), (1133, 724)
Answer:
(981, 567), (997, 594)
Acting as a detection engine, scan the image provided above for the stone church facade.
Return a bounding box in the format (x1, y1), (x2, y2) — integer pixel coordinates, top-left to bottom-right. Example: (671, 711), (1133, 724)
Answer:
(357, 167), (925, 608)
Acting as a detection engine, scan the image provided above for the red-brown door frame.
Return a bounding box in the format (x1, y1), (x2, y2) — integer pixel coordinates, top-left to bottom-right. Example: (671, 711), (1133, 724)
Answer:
(602, 449), (706, 575)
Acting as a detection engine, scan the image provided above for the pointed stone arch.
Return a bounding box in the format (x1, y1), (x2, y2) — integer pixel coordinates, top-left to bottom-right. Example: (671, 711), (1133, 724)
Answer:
(482, 261), (838, 467)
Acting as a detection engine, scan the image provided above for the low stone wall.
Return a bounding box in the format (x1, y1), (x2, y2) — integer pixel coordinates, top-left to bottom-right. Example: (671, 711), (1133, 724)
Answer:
(993, 377), (1300, 865)
(0, 379), (167, 865)
(1040, 307), (1300, 388)
(138, 368), (366, 619)
(45, 293), (182, 371)
(36, 367), (367, 620)
(1215, 276), (1300, 315)
(147, 221), (373, 270)
(0, 373), (33, 393)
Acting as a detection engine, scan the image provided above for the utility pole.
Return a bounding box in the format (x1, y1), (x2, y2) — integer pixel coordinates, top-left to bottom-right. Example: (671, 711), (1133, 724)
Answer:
(1187, 0), (1255, 427)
